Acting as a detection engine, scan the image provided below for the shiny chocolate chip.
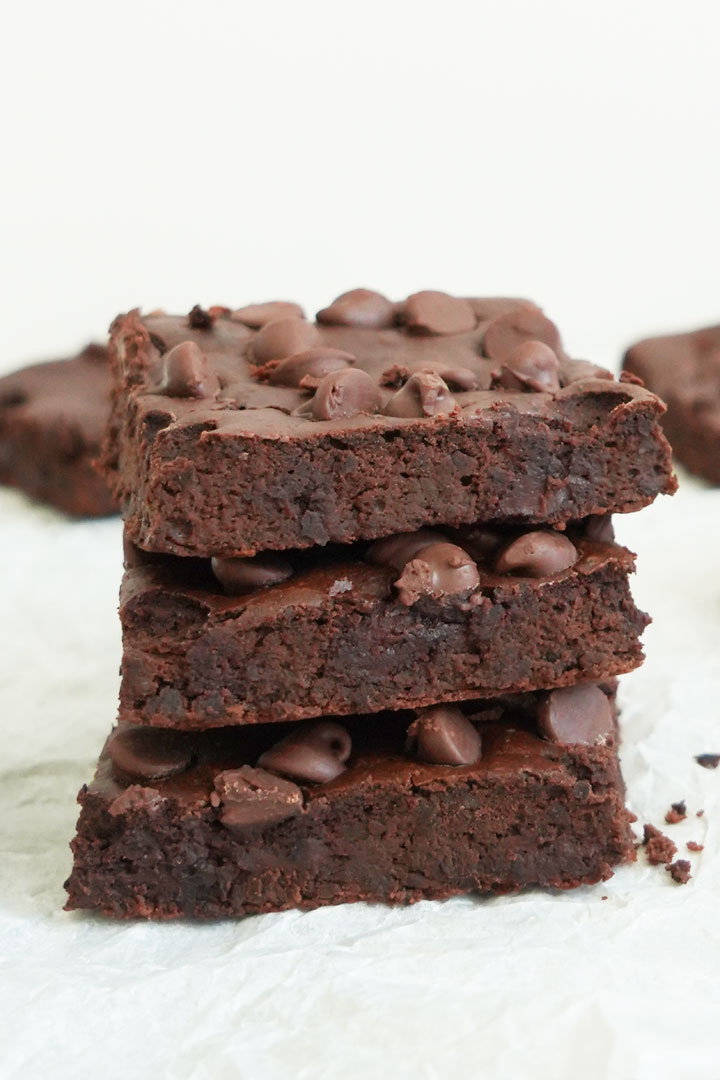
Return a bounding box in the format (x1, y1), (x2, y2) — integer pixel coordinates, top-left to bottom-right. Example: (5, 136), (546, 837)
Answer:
(109, 727), (192, 782)
(407, 705), (482, 765)
(311, 368), (381, 420)
(158, 341), (219, 399)
(404, 291), (477, 336)
(252, 317), (320, 363)
(496, 340), (561, 393)
(211, 553), (293, 594)
(421, 364), (484, 392)
(212, 766), (303, 829)
(494, 531), (577, 577)
(317, 288), (395, 328)
(583, 514), (615, 543)
(187, 304), (214, 329)
(384, 371), (458, 418)
(483, 308), (561, 361)
(365, 528), (448, 571)
(258, 721), (352, 783)
(537, 684), (614, 745)
(395, 542), (480, 605)
(269, 347), (356, 388)
(561, 358), (615, 384)
(231, 301), (305, 328)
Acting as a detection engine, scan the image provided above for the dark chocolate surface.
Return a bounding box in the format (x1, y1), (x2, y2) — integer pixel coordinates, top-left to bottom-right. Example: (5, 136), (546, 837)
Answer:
(119, 524), (648, 727)
(103, 293), (675, 556)
(623, 324), (720, 484)
(65, 687), (635, 919)
(0, 345), (117, 516)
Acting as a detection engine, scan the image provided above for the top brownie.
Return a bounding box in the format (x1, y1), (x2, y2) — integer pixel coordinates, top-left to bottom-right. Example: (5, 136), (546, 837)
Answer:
(104, 291), (676, 557)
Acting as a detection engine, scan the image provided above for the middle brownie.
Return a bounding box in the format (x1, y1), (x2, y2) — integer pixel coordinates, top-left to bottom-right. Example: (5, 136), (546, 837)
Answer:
(120, 520), (648, 729)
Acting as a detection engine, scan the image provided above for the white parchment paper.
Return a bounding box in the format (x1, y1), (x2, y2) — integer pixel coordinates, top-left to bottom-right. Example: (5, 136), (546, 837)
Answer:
(1, 461), (719, 1080)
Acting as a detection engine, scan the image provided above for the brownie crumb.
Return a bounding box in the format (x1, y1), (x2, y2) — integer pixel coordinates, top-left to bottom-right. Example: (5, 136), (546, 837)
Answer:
(687, 841), (704, 852)
(642, 823), (677, 865)
(188, 304), (214, 330)
(666, 859), (691, 885)
(697, 810), (705, 818)
(696, 753), (720, 769)
(665, 800), (687, 824)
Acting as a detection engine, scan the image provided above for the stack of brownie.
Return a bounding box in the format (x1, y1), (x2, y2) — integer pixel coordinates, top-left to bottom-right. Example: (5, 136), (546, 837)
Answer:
(65, 290), (676, 918)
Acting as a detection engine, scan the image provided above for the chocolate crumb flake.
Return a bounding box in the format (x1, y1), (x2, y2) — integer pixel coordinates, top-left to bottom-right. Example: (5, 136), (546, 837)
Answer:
(696, 753), (720, 769)
(687, 841), (704, 852)
(665, 800), (687, 824)
(697, 810), (705, 818)
(188, 304), (214, 330)
(666, 859), (691, 885)
(642, 823), (677, 865)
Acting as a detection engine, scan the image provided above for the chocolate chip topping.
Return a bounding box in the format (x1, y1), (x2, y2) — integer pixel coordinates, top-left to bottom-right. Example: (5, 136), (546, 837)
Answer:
(187, 304), (214, 330)
(231, 301), (305, 328)
(268, 347), (356, 388)
(258, 721), (352, 783)
(212, 766), (303, 829)
(252, 317), (320, 363)
(494, 530), (578, 577)
(404, 291), (477, 336)
(394, 542), (480, 606)
(317, 289), (395, 328)
(109, 727), (192, 782)
(384, 371), (458, 418)
(365, 528), (448, 571)
(583, 514), (615, 543)
(407, 705), (482, 765)
(495, 340), (561, 393)
(537, 684), (614, 745)
(483, 308), (561, 360)
(157, 341), (219, 399)
(211, 553), (293, 594)
(421, 364), (485, 391)
(310, 368), (381, 421)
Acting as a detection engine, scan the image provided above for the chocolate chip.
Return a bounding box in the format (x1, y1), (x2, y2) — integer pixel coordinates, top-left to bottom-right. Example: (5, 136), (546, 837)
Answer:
(583, 514), (615, 543)
(157, 341), (219, 399)
(495, 340), (561, 393)
(384, 371), (458, 418)
(696, 753), (720, 769)
(365, 528), (448, 571)
(404, 291), (477, 336)
(258, 721), (352, 783)
(252, 317), (320, 363)
(109, 727), (192, 782)
(268, 347), (356, 388)
(561, 359), (614, 384)
(537, 684), (614, 745)
(211, 553), (293, 594)
(231, 301), (305, 328)
(420, 364), (485, 392)
(394, 542), (480, 605)
(212, 766), (303, 829)
(317, 289), (395, 328)
(310, 368), (381, 420)
(494, 530), (578, 577)
(187, 304), (214, 329)
(483, 308), (561, 360)
(407, 705), (482, 765)
(379, 365), (410, 389)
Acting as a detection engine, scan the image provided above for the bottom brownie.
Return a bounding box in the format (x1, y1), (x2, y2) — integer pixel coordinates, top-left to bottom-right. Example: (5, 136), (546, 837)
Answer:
(64, 686), (635, 919)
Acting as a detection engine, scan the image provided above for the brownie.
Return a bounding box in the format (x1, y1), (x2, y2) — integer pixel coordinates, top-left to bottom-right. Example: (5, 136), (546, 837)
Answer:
(65, 685), (636, 919)
(103, 293), (676, 557)
(623, 324), (720, 484)
(120, 522), (648, 728)
(0, 344), (117, 516)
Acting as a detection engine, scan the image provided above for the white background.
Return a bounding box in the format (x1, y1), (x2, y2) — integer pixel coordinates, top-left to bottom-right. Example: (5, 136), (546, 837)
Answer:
(1, 2), (720, 1078)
